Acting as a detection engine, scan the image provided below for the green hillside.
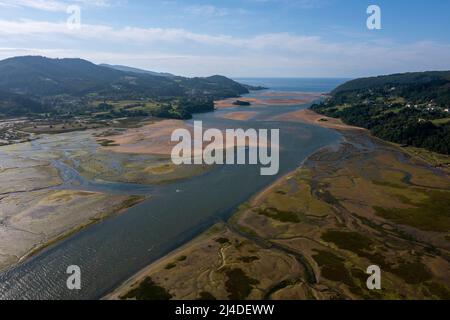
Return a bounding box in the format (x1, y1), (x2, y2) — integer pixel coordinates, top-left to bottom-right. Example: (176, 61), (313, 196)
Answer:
(0, 56), (250, 119)
(312, 71), (450, 154)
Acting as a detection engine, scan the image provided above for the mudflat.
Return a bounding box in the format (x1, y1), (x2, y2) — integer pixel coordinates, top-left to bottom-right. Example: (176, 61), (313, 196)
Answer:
(109, 110), (450, 300)
(272, 108), (364, 131)
(0, 183), (145, 272)
(220, 111), (259, 121)
(102, 119), (191, 156)
(215, 92), (324, 109)
(0, 118), (209, 272)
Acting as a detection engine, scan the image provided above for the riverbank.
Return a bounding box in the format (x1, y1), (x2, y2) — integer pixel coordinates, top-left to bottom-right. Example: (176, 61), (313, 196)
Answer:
(214, 92), (325, 109)
(0, 187), (146, 273)
(0, 118), (203, 273)
(272, 108), (364, 131)
(108, 109), (450, 300)
(101, 119), (190, 156)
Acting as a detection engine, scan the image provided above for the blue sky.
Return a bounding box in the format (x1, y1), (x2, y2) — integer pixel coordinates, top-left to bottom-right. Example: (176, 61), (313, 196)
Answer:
(0, 0), (449, 77)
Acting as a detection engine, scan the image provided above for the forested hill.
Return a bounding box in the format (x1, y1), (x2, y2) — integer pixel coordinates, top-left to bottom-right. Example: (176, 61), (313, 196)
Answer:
(332, 71), (450, 106)
(100, 64), (175, 78)
(311, 71), (450, 155)
(0, 56), (250, 119)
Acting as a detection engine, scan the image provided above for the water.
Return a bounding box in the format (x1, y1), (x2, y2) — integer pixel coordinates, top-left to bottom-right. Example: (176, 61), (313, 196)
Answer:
(234, 77), (350, 92)
(0, 78), (343, 300)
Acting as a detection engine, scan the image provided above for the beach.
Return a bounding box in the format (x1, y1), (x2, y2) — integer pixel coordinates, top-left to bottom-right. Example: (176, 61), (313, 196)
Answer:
(272, 108), (364, 131)
(102, 119), (191, 156)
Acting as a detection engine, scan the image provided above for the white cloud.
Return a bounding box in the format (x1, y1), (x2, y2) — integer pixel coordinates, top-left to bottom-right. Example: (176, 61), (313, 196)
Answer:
(0, 18), (449, 77)
(0, 19), (349, 52)
(0, 0), (116, 12)
(186, 5), (230, 17)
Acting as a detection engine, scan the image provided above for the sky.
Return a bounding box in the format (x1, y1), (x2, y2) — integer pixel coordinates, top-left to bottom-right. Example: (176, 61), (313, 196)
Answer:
(0, 0), (450, 77)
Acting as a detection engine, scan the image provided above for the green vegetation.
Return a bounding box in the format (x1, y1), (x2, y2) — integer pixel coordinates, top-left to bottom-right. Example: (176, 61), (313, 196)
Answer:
(316, 189), (339, 206)
(432, 118), (450, 126)
(164, 256), (187, 270)
(121, 277), (172, 300)
(321, 230), (398, 270)
(311, 71), (450, 154)
(215, 237), (231, 245)
(197, 292), (217, 300)
(165, 263), (177, 270)
(312, 250), (353, 286)
(321, 231), (374, 256)
(320, 231), (433, 286)
(237, 256), (260, 263)
(390, 261), (432, 285)
(0, 56), (249, 120)
(97, 139), (119, 147)
(99, 97), (215, 120)
(332, 71), (450, 103)
(224, 268), (260, 300)
(264, 280), (297, 300)
(257, 207), (300, 223)
(373, 190), (450, 232)
(0, 90), (47, 116)
(312, 250), (383, 298)
(425, 282), (450, 299)
(233, 100), (251, 106)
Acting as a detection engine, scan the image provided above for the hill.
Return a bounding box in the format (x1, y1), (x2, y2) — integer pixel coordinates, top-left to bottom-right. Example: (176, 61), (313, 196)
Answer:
(312, 71), (450, 154)
(100, 64), (175, 78)
(0, 56), (250, 119)
(333, 71), (450, 92)
(0, 90), (47, 117)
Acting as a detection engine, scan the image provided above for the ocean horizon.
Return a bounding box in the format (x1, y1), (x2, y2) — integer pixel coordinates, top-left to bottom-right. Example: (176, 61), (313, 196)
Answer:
(233, 77), (351, 93)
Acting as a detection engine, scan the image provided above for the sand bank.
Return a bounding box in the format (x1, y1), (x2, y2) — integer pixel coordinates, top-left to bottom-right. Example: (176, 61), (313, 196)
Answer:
(214, 92), (324, 109)
(0, 188), (145, 272)
(102, 119), (190, 156)
(220, 111), (259, 121)
(107, 108), (450, 300)
(272, 108), (365, 131)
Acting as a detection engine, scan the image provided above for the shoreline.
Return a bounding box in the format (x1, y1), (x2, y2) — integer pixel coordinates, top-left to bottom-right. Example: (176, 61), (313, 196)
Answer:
(0, 90), (302, 278)
(104, 223), (220, 300)
(214, 92), (325, 109)
(0, 194), (147, 274)
(105, 107), (450, 300)
(105, 108), (349, 299)
(271, 108), (365, 131)
(105, 154), (323, 299)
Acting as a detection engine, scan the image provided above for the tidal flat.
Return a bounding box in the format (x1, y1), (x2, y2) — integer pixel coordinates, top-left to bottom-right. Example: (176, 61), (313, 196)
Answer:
(214, 92), (325, 109)
(0, 118), (209, 272)
(109, 112), (450, 300)
(0, 89), (337, 299)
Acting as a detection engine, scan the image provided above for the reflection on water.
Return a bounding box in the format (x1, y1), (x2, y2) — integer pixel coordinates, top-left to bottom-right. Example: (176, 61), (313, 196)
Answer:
(0, 88), (342, 300)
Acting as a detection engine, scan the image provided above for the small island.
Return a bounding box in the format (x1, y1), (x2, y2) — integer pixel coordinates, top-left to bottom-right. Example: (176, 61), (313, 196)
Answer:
(232, 100), (252, 106)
